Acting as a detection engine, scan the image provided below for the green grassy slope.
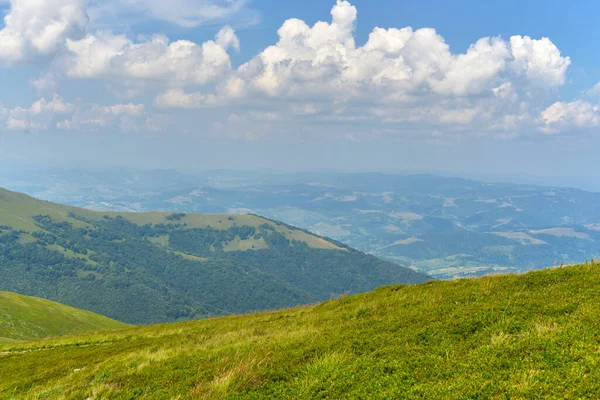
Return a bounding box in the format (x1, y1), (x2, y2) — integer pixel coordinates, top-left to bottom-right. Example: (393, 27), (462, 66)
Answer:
(2, 263), (599, 399)
(0, 187), (428, 324)
(0, 292), (131, 343)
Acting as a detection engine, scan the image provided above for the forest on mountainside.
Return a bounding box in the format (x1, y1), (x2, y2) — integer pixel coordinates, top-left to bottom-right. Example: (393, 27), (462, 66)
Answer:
(0, 211), (427, 324)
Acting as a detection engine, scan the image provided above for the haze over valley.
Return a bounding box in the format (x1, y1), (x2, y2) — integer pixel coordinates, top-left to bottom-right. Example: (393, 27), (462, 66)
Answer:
(3, 168), (600, 279)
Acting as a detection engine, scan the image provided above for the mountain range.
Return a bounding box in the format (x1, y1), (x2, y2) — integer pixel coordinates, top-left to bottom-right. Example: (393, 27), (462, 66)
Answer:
(0, 187), (427, 324)
(4, 168), (600, 278)
(2, 173), (599, 398)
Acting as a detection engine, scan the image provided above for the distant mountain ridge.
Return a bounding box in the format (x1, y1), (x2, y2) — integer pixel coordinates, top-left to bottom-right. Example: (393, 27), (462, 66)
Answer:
(0, 291), (130, 342)
(12, 170), (599, 278)
(0, 187), (428, 324)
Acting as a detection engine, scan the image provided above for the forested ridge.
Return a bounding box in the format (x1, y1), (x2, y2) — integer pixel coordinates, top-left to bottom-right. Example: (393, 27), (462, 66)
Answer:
(0, 188), (428, 324)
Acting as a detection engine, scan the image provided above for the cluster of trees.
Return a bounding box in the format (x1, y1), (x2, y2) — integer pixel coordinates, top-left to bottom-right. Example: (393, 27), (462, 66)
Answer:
(0, 214), (428, 324)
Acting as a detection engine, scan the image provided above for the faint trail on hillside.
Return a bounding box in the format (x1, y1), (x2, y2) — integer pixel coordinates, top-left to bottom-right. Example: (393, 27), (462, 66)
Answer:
(0, 342), (110, 356)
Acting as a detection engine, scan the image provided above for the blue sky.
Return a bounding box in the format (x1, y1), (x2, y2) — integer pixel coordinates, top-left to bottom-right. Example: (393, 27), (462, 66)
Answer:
(0, 0), (599, 186)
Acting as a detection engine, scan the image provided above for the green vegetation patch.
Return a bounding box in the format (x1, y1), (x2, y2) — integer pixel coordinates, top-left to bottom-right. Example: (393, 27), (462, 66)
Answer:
(0, 187), (427, 325)
(0, 292), (130, 342)
(0, 188), (91, 232)
(2, 263), (600, 398)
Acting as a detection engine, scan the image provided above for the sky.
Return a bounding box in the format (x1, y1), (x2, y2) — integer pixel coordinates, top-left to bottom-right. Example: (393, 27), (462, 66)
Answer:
(0, 0), (599, 186)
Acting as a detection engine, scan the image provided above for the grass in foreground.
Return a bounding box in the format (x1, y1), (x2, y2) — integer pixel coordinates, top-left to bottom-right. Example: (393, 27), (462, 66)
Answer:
(0, 292), (131, 343)
(2, 263), (600, 399)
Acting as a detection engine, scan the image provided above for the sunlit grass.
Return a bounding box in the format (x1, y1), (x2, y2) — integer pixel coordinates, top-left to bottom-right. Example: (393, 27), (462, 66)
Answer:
(0, 292), (131, 343)
(2, 263), (600, 398)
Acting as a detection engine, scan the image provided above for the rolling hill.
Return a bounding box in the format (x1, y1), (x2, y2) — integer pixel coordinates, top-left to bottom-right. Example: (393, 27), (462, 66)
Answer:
(9, 169), (600, 279)
(1, 263), (599, 399)
(0, 187), (428, 325)
(0, 291), (130, 343)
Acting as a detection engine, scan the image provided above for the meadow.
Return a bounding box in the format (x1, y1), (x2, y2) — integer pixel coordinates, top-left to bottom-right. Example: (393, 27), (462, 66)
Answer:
(2, 263), (600, 399)
(0, 292), (130, 343)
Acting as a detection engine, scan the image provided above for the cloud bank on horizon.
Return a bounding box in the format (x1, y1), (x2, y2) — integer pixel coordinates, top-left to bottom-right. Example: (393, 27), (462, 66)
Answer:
(0, 0), (597, 141)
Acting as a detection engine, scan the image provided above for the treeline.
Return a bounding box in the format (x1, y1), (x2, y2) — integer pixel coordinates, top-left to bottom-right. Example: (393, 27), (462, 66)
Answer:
(0, 214), (428, 324)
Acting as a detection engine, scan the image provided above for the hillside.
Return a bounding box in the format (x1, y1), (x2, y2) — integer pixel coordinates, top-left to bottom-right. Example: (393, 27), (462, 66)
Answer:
(0, 187), (428, 324)
(1, 263), (599, 399)
(11, 169), (600, 279)
(0, 292), (130, 343)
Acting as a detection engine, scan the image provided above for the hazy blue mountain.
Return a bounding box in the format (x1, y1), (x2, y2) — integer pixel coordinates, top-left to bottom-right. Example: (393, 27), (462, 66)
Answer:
(3, 168), (600, 278)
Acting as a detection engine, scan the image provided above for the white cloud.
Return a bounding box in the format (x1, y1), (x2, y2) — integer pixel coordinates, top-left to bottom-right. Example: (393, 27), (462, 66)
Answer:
(142, 0), (566, 139)
(0, 0), (88, 62)
(0, 97), (145, 132)
(509, 36), (570, 87)
(215, 25), (240, 51)
(30, 96), (74, 114)
(66, 27), (237, 86)
(0, 1), (242, 88)
(65, 32), (131, 78)
(56, 119), (72, 130)
(88, 0), (258, 29)
(61, 102), (145, 129)
(0, 0), (579, 140)
(154, 90), (207, 108)
(30, 72), (59, 94)
(217, 0), (569, 105)
(100, 103), (145, 117)
(1, 96), (73, 131)
(432, 37), (510, 96)
(585, 81), (600, 97)
(540, 100), (600, 134)
(6, 117), (47, 131)
(0, 94), (148, 134)
(7, 118), (32, 130)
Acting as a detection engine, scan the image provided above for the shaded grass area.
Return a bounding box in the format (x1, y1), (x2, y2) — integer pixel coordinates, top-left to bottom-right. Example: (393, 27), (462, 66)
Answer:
(0, 292), (131, 342)
(2, 263), (600, 398)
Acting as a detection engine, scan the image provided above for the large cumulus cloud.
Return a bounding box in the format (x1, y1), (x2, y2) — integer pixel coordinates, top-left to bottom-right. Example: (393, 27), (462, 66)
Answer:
(207, 1), (570, 102)
(65, 26), (238, 85)
(0, 0), (88, 62)
(0, 0), (582, 138)
(150, 1), (571, 138)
